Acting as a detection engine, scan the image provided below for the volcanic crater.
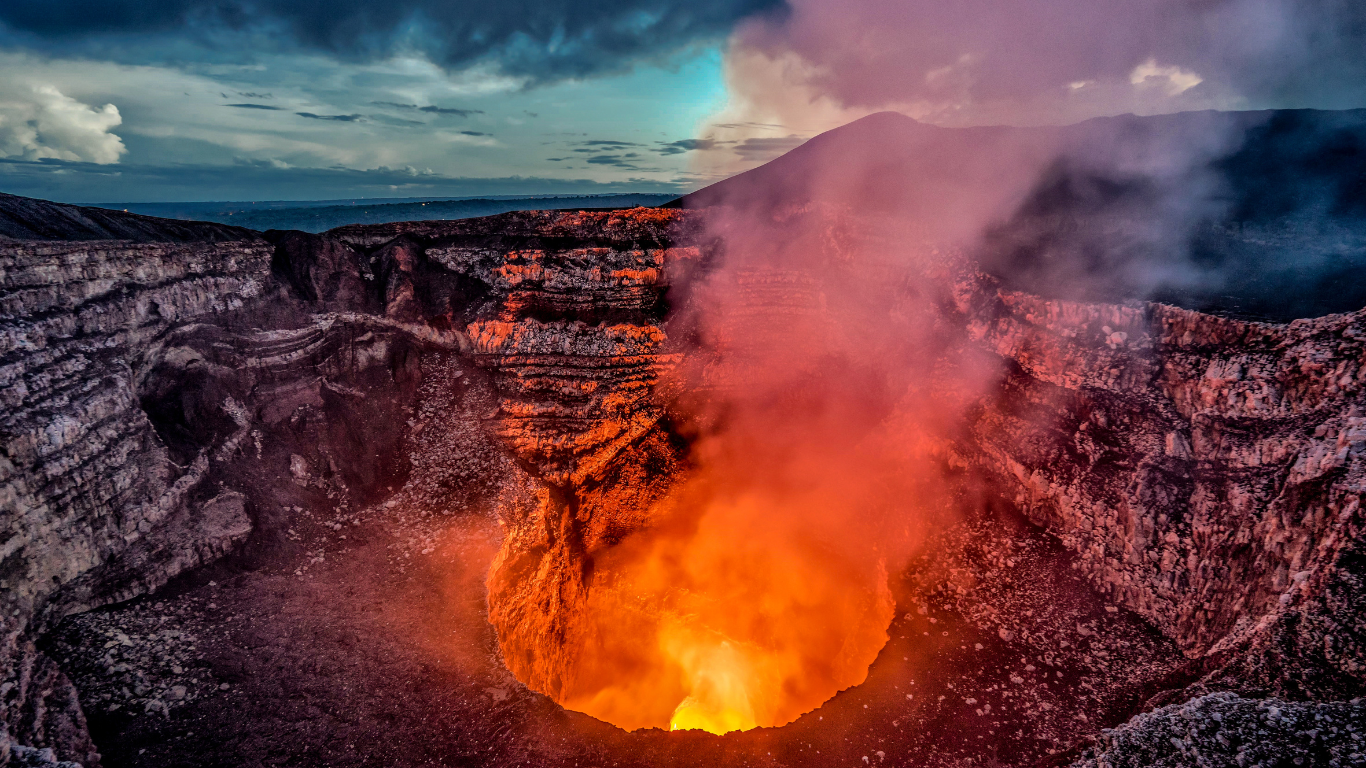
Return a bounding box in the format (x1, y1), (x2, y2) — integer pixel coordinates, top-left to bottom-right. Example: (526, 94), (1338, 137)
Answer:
(4, 109), (1366, 768)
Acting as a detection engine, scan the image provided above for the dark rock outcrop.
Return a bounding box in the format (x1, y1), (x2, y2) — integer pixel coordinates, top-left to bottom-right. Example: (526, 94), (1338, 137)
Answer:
(0, 194), (255, 243)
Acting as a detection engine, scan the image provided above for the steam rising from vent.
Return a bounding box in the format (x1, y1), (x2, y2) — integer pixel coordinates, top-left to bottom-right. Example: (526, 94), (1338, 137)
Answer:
(483, 0), (1366, 737)
(535, 199), (1007, 732)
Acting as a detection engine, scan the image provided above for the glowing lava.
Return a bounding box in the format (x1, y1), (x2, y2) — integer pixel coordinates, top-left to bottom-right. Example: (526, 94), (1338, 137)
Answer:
(665, 635), (758, 733)
(554, 482), (898, 734)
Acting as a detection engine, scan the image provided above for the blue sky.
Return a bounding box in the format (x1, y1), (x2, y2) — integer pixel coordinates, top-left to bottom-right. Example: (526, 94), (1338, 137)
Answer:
(0, 0), (777, 202)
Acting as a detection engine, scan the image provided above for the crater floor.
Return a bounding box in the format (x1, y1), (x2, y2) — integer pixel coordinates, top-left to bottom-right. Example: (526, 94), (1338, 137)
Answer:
(45, 489), (1188, 768)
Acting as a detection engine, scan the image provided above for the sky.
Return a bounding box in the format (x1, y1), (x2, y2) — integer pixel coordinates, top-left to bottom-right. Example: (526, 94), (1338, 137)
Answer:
(1, 0), (1364, 203)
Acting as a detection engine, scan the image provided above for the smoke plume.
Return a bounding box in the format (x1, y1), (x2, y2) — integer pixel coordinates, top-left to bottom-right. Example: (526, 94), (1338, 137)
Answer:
(567, 0), (1366, 733)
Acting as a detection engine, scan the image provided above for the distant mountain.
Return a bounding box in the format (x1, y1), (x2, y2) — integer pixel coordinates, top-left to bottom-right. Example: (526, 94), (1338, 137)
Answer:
(92, 194), (677, 233)
(0, 192), (258, 243)
(671, 109), (1366, 320)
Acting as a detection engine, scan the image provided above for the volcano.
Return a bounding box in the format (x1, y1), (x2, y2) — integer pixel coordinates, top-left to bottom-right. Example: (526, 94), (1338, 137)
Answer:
(3, 108), (1366, 768)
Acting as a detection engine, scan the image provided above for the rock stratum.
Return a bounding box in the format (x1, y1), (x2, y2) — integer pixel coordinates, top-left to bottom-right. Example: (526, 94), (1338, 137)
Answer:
(1, 122), (1364, 768)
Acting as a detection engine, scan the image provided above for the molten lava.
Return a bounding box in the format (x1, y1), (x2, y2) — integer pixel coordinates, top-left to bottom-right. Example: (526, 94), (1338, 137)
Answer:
(561, 483), (897, 734)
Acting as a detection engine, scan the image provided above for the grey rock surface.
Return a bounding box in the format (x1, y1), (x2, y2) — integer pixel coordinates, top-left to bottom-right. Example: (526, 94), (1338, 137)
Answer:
(1070, 691), (1365, 767)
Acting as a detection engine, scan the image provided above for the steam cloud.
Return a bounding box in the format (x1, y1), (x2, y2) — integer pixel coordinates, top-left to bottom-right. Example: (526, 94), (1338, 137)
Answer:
(569, 0), (1366, 732)
(707, 0), (1366, 136)
(693, 0), (1366, 317)
(562, 199), (1010, 730)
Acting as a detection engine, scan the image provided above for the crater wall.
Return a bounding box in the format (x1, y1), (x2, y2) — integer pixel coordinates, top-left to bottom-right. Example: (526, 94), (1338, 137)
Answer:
(1, 197), (1362, 764)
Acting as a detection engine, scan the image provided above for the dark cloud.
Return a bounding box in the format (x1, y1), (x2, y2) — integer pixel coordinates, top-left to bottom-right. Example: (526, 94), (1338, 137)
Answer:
(419, 105), (482, 116)
(369, 114), (426, 126)
(372, 101), (483, 117)
(296, 112), (364, 121)
(237, 91), (271, 99)
(460, 131), (489, 136)
(0, 0), (786, 82)
(224, 103), (282, 110)
(585, 154), (641, 168)
(656, 137), (727, 154)
(580, 139), (642, 147)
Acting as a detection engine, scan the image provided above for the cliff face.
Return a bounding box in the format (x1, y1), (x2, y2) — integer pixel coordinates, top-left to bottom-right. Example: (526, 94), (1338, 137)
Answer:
(1, 236), (272, 765)
(0, 202), (707, 764)
(966, 290), (1366, 697)
(0, 207), (470, 765)
(1, 195), (1362, 765)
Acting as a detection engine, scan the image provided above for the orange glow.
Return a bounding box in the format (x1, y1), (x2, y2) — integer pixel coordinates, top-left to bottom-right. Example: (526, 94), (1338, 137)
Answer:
(560, 481), (897, 734)
(485, 207), (995, 737)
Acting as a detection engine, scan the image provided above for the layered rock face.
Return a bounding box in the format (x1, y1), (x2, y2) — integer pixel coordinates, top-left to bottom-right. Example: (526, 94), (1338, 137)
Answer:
(0, 201), (707, 764)
(2, 193), (1363, 764)
(0, 202), (473, 765)
(2, 237), (272, 765)
(402, 210), (704, 708)
(966, 291), (1366, 697)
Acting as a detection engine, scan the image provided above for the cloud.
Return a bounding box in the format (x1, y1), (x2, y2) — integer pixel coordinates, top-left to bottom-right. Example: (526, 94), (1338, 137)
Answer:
(580, 139), (642, 147)
(1129, 58), (1203, 95)
(585, 153), (644, 168)
(0, 84), (126, 163)
(731, 135), (804, 161)
(295, 111), (364, 121)
(0, 0), (786, 83)
(714, 121), (785, 129)
(656, 137), (727, 154)
(0, 50), (706, 199)
(685, 0), (1366, 179)
(720, 0), (1366, 127)
(420, 105), (481, 116)
(372, 101), (483, 117)
(368, 114), (425, 126)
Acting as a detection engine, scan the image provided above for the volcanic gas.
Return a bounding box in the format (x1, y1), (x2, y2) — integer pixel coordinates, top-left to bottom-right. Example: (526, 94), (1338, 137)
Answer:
(477, 202), (996, 735)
